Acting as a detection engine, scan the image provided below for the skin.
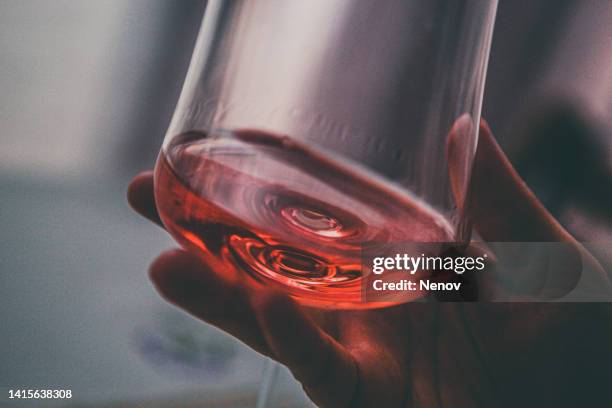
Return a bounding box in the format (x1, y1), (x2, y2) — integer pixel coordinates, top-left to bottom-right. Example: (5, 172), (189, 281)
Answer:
(128, 121), (612, 407)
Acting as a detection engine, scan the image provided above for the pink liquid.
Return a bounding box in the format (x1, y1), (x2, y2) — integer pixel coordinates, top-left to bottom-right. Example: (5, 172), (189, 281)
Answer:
(154, 129), (453, 308)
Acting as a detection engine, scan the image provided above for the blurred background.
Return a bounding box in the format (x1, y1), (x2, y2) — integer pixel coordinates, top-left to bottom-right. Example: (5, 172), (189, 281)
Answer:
(1, 0), (611, 406)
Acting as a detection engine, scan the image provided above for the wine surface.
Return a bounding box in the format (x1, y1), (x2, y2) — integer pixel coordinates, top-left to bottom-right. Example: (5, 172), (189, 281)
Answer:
(154, 129), (453, 308)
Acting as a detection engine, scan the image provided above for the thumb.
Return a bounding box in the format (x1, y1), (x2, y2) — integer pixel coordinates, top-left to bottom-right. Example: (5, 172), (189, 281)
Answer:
(447, 117), (610, 300)
(448, 118), (572, 243)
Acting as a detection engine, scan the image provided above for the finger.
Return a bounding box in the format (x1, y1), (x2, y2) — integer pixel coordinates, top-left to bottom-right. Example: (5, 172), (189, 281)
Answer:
(127, 171), (164, 227)
(149, 249), (269, 354)
(448, 119), (573, 243)
(251, 292), (358, 408)
(448, 119), (610, 298)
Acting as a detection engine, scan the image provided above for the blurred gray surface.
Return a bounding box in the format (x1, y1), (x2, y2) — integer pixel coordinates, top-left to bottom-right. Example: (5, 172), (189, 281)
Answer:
(0, 177), (267, 406)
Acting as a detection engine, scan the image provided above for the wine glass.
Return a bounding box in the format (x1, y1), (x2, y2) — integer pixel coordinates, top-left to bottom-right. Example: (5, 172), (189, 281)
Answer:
(153, 0), (497, 405)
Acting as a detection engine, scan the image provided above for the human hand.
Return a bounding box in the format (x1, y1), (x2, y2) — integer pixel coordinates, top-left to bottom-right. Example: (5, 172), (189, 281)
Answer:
(128, 121), (612, 407)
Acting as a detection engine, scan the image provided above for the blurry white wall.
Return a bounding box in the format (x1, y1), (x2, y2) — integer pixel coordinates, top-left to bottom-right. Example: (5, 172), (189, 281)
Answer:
(1, 0), (123, 181)
(0, 0), (204, 183)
